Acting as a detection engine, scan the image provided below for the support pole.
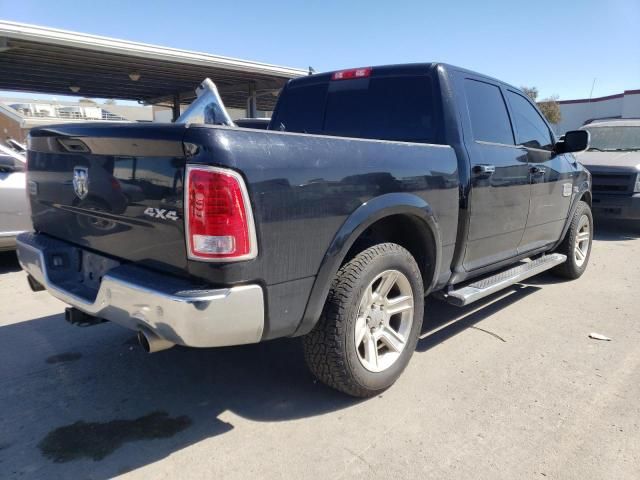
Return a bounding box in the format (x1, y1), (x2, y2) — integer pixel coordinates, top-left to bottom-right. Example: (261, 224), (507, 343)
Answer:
(171, 93), (180, 122)
(246, 85), (257, 118)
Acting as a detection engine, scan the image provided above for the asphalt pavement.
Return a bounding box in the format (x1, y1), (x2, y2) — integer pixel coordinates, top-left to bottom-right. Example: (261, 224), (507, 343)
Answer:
(1, 220), (639, 479)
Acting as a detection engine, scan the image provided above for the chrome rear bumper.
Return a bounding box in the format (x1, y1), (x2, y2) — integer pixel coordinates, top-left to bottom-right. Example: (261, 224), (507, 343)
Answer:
(0, 230), (27, 251)
(16, 232), (264, 348)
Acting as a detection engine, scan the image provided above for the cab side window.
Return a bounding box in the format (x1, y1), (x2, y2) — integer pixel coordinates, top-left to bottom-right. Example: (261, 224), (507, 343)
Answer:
(506, 91), (554, 150)
(464, 79), (514, 145)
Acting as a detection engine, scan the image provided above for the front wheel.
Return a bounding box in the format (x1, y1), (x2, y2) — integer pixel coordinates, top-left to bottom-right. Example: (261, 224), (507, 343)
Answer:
(303, 243), (424, 397)
(552, 201), (593, 279)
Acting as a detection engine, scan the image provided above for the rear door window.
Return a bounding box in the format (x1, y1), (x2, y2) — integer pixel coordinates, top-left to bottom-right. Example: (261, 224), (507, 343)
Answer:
(506, 90), (554, 150)
(464, 79), (514, 145)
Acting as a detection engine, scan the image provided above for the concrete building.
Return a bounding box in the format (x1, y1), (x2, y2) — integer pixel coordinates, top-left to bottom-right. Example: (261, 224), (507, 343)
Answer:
(0, 97), (153, 143)
(555, 89), (640, 134)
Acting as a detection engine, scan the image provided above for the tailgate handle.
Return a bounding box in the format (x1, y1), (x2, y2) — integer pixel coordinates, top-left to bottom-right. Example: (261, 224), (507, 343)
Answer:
(58, 138), (91, 153)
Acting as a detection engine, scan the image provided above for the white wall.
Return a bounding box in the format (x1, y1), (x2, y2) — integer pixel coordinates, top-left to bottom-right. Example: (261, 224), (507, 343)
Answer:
(555, 91), (640, 133)
(622, 92), (640, 118)
(152, 106), (184, 123)
(152, 105), (271, 122)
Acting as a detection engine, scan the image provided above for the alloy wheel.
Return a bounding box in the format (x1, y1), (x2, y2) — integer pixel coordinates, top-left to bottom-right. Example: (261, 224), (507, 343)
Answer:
(574, 215), (591, 267)
(354, 269), (414, 373)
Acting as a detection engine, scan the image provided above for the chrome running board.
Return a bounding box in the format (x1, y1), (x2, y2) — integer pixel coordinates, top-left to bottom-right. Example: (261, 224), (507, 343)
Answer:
(444, 254), (567, 307)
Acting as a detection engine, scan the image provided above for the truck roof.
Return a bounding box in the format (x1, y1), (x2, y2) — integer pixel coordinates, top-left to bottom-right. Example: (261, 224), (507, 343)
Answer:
(288, 62), (521, 93)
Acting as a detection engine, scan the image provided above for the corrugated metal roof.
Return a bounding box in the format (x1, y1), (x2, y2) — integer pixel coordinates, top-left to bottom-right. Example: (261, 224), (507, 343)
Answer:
(0, 21), (307, 110)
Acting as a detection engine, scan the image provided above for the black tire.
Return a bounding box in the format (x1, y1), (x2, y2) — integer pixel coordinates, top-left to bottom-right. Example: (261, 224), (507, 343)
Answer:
(303, 243), (424, 397)
(551, 201), (593, 279)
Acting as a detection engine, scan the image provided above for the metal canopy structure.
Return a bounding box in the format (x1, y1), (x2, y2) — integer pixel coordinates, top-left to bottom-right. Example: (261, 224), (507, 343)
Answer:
(0, 21), (306, 114)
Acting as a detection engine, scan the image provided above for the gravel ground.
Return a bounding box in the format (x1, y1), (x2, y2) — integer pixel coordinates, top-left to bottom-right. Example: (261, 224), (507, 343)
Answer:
(0, 220), (638, 479)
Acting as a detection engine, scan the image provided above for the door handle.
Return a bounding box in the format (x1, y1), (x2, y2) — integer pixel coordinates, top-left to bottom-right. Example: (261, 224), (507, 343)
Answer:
(473, 164), (496, 176)
(530, 166), (546, 175)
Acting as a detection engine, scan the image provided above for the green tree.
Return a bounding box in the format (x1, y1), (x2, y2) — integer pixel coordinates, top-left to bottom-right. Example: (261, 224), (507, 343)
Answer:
(521, 86), (562, 124)
(522, 86), (539, 102)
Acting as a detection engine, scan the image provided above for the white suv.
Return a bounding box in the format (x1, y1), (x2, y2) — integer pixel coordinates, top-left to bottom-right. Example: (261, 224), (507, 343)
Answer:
(0, 142), (30, 251)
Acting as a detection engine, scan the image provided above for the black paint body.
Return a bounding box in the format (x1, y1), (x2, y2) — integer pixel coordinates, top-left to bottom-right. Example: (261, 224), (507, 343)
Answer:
(26, 63), (590, 340)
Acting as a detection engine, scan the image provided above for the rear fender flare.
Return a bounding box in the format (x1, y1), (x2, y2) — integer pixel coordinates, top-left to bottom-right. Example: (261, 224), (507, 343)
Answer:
(293, 193), (441, 336)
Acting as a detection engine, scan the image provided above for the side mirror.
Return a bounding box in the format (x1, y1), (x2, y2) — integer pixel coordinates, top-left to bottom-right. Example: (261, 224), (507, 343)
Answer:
(555, 130), (589, 154)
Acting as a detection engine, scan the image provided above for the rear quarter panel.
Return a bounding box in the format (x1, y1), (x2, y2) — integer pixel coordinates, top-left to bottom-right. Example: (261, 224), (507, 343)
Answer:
(183, 126), (460, 288)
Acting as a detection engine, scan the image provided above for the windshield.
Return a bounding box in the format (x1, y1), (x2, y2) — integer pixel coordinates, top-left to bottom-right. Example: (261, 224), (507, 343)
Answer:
(584, 126), (640, 151)
(176, 78), (234, 126)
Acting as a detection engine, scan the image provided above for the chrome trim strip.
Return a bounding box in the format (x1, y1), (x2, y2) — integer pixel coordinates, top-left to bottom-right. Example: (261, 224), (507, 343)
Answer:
(16, 233), (264, 348)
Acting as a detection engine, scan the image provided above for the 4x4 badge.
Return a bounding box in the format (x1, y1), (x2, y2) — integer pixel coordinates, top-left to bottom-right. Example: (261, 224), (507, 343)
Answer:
(144, 207), (178, 221)
(72, 166), (89, 200)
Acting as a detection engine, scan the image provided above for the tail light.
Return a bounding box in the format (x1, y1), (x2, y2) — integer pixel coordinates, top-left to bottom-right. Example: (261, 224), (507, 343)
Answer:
(331, 67), (372, 81)
(185, 165), (257, 261)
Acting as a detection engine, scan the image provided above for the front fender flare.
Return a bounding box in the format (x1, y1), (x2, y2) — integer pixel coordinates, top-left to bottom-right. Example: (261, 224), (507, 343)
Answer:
(293, 193), (442, 336)
(554, 179), (592, 250)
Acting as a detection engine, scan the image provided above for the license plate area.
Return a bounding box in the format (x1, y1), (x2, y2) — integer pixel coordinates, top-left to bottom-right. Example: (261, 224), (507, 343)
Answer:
(598, 207), (622, 216)
(81, 250), (120, 291)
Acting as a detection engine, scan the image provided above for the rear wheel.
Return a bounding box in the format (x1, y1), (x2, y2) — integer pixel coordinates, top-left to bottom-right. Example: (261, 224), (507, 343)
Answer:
(552, 201), (593, 279)
(303, 243), (424, 397)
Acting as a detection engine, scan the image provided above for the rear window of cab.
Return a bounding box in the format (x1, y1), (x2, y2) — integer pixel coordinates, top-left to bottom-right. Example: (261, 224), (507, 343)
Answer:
(270, 73), (441, 144)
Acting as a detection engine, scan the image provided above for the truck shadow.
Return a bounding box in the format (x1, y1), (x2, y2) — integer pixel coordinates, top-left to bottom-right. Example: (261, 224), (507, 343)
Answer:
(0, 251), (21, 274)
(593, 218), (640, 241)
(1, 284), (539, 478)
(0, 314), (357, 479)
(417, 285), (539, 352)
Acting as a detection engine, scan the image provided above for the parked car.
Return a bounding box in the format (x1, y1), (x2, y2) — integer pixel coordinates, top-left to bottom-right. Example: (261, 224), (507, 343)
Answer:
(17, 63), (592, 397)
(0, 142), (30, 251)
(6, 138), (26, 154)
(576, 119), (640, 220)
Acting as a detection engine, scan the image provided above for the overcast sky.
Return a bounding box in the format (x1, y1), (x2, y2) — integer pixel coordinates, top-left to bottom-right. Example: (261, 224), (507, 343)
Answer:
(1, 0), (638, 101)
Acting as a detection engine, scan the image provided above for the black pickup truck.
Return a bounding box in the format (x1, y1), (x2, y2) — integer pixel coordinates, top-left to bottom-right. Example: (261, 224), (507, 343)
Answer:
(18, 63), (592, 397)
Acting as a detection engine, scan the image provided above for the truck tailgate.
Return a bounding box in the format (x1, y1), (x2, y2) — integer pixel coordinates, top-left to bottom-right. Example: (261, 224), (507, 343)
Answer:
(27, 124), (189, 274)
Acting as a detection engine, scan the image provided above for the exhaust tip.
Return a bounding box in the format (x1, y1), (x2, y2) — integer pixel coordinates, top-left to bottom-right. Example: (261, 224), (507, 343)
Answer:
(27, 274), (45, 292)
(137, 329), (174, 353)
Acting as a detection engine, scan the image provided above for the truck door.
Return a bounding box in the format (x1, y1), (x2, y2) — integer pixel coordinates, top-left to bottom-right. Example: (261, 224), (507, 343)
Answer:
(504, 90), (573, 253)
(460, 78), (531, 271)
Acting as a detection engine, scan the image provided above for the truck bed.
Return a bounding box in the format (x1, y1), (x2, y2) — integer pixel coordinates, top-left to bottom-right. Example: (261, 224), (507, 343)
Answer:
(28, 124), (460, 289)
